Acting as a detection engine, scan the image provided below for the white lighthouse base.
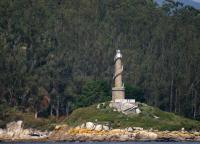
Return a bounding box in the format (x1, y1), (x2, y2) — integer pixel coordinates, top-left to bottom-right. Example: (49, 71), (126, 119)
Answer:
(109, 99), (141, 115)
(112, 87), (125, 101)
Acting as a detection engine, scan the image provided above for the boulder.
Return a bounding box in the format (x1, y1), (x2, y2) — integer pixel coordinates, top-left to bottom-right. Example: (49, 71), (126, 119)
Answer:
(80, 123), (85, 129)
(96, 103), (105, 109)
(54, 124), (69, 131)
(119, 134), (130, 141)
(136, 130), (157, 140)
(136, 108), (141, 114)
(97, 104), (101, 109)
(85, 122), (95, 130)
(125, 127), (133, 132)
(181, 127), (185, 132)
(6, 120), (23, 132)
(133, 127), (143, 131)
(21, 129), (31, 136)
(0, 128), (4, 135)
(153, 115), (159, 119)
(6, 120), (23, 138)
(95, 124), (103, 131)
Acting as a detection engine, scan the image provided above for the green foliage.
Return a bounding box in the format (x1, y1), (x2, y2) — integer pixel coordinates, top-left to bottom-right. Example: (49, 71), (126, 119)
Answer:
(125, 84), (145, 102)
(77, 80), (111, 107)
(0, 104), (57, 130)
(0, 0), (199, 120)
(66, 103), (200, 131)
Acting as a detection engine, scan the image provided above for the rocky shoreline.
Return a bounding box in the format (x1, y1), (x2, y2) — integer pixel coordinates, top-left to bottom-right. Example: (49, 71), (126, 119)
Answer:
(1, 121), (200, 142)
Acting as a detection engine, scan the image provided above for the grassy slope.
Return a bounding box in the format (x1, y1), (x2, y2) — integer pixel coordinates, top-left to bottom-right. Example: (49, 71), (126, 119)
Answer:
(1, 103), (200, 131)
(66, 102), (200, 131)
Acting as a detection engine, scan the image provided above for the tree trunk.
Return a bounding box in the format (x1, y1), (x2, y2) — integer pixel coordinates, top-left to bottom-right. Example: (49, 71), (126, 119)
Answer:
(174, 88), (178, 113)
(56, 96), (60, 118)
(66, 102), (70, 117)
(170, 79), (174, 112)
(35, 111), (38, 119)
(50, 105), (53, 117)
(56, 107), (59, 118)
(193, 90), (197, 119)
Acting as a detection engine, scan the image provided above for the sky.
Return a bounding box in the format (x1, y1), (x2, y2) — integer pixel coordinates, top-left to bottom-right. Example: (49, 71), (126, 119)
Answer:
(155, 0), (200, 9)
(192, 0), (200, 2)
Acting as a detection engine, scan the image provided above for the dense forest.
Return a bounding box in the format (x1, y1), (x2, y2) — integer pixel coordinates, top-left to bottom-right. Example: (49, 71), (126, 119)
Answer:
(0, 0), (200, 120)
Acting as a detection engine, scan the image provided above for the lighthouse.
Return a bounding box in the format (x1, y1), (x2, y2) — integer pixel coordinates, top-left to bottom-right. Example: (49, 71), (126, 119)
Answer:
(112, 50), (125, 101)
(110, 50), (140, 115)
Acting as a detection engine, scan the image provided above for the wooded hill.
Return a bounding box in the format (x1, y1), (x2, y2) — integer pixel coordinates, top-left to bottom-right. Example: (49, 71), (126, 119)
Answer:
(0, 0), (199, 120)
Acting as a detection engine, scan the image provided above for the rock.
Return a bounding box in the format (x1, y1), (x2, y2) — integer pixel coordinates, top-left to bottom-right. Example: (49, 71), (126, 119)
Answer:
(110, 129), (124, 134)
(54, 124), (69, 131)
(136, 108), (141, 114)
(136, 130), (157, 140)
(119, 134), (130, 141)
(22, 129), (31, 136)
(95, 124), (103, 131)
(75, 126), (80, 130)
(110, 100), (140, 115)
(85, 122), (95, 130)
(133, 127), (143, 131)
(6, 120), (23, 138)
(80, 123), (85, 129)
(0, 128), (4, 135)
(125, 127), (133, 132)
(91, 135), (106, 141)
(97, 104), (101, 109)
(6, 120), (23, 132)
(103, 125), (109, 131)
(153, 115), (159, 119)
(55, 125), (62, 130)
(149, 128), (153, 131)
(7, 131), (14, 137)
(97, 103), (105, 109)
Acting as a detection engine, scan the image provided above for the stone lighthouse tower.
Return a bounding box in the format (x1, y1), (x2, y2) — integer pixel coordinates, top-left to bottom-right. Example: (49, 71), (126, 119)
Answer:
(112, 50), (125, 101)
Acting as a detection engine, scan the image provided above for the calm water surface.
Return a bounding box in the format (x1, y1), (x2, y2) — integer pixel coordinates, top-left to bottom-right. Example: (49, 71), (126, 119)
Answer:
(1, 142), (200, 144)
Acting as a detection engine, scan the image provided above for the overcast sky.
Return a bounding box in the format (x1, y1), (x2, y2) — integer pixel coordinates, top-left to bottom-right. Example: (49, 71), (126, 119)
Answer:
(192, 0), (200, 2)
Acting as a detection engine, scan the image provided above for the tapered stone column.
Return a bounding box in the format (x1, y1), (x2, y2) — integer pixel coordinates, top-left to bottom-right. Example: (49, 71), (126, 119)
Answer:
(112, 50), (125, 101)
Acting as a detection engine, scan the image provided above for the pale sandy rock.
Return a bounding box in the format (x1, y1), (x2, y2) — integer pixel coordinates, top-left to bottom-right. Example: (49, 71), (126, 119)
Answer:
(6, 120), (23, 133)
(126, 127), (133, 132)
(153, 115), (159, 119)
(97, 103), (105, 109)
(136, 130), (157, 140)
(80, 123), (85, 129)
(103, 125), (109, 131)
(95, 124), (103, 131)
(54, 124), (69, 131)
(6, 131), (14, 137)
(22, 129), (30, 136)
(136, 108), (141, 114)
(75, 126), (80, 130)
(194, 136), (200, 141)
(55, 125), (62, 130)
(193, 131), (200, 136)
(181, 128), (185, 132)
(85, 122), (95, 130)
(133, 127), (143, 130)
(97, 104), (101, 109)
(110, 129), (126, 134)
(0, 128), (4, 135)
